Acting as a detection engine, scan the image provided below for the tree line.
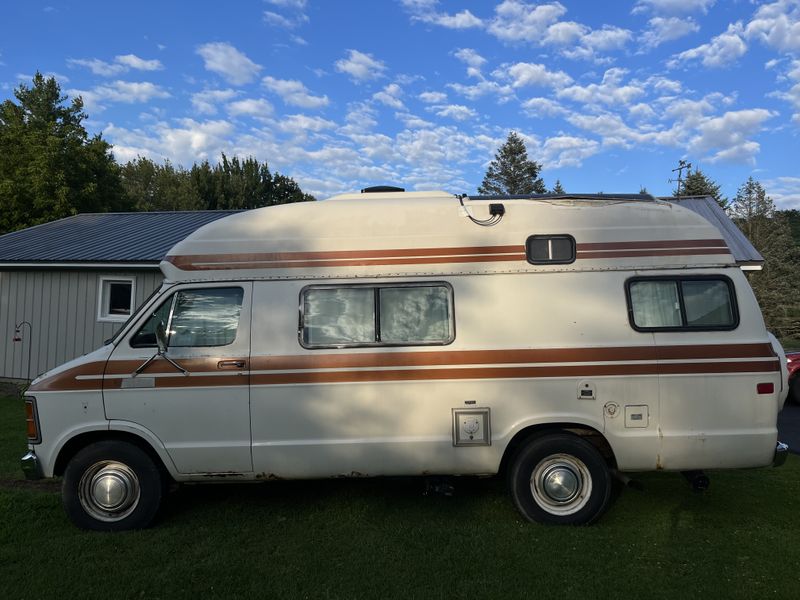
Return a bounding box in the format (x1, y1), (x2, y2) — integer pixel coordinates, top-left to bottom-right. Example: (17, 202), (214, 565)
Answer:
(0, 73), (313, 235)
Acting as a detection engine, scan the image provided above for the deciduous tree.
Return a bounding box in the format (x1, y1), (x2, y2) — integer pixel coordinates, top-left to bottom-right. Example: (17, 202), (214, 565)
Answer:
(0, 73), (124, 233)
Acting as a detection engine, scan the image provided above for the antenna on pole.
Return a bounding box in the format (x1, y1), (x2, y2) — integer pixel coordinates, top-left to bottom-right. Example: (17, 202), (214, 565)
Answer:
(669, 159), (692, 197)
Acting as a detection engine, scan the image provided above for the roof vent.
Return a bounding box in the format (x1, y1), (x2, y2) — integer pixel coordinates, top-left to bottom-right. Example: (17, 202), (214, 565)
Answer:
(361, 185), (405, 193)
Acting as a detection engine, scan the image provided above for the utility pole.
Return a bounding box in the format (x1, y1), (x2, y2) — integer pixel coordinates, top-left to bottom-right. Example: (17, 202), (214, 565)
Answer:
(669, 159), (692, 197)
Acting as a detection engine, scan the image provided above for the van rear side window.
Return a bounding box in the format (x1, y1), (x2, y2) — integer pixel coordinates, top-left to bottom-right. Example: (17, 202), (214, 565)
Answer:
(626, 277), (737, 331)
(301, 283), (454, 348)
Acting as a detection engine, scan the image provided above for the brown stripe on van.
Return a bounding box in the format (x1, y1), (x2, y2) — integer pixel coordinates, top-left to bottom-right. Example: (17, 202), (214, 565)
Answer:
(251, 343), (775, 372)
(576, 239), (729, 251)
(249, 359), (780, 386)
(578, 248), (731, 260)
(27, 361), (107, 392)
(165, 244), (525, 270)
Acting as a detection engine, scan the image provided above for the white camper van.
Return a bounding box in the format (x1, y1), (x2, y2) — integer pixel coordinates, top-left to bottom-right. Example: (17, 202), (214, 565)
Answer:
(21, 189), (789, 530)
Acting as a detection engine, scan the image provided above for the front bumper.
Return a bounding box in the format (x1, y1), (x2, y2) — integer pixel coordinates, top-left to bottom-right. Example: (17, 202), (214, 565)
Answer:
(773, 441), (789, 467)
(20, 451), (43, 480)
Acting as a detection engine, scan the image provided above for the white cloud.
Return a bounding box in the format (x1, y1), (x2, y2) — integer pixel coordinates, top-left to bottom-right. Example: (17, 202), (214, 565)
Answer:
(401, 1), (482, 29)
(447, 80), (514, 101)
(453, 48), (487, 78)
(67, 54), (163, 76)
(538, 135), (601, 169)
(104, 119), (236, 165)
(396, 112), (435, 129)
(640, 16), (699, 49)
(668, 22), (747, 69)
(70, 80), (170, 111)
(335, 49), (387, 82)
(262, 76), (329, 108)
(542, 21), (585, 45)
(629, 103), (657, 120)
(114, 54), (164, 71)
(487, 0), (567, 43)
(690, 108), (776, 164)
(372, 83), (405, 110)
(191, 89), (239, 115)
(419, 91), (447, 103)
(196, 42), (262, 85)
(226, 98), (274, 118)
(557, 68), (644, 107)
(263, 10), (308, 28)
(521, 97), (570, 118)
(265, 0), (306, 8)
(562, 25), (632, 61)
(504, 62), (573, 89)
(762, 176), (800, 209)
(279, 114), (336, 135)
(429, 104), (478, 121)
(745, 0), (800, 53)
(632, 0), (715, 15)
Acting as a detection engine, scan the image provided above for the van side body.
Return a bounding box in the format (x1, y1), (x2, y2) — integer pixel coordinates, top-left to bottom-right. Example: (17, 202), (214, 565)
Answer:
(21, 191), (788, 529)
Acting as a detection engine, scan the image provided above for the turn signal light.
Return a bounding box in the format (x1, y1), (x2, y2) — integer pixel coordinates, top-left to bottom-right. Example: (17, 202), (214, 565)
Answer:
(756, 383), (774, 395)
(24, 397), (41, 443)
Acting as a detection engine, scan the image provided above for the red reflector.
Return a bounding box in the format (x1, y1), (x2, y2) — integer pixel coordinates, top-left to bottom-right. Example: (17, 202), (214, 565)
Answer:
(757, 383), (774, 395)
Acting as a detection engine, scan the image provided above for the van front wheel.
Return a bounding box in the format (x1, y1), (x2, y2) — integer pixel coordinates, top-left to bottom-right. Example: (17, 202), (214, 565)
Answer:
(509, 433), (612, 525)
(63, 440), (163, 531)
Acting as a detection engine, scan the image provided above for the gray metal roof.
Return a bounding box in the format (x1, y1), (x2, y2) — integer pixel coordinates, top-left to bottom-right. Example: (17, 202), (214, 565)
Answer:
(0, 211), (239, 265)
(663, 196), (764, 268)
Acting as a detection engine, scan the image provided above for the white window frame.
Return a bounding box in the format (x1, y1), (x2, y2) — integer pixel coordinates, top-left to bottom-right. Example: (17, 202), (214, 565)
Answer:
(97, 276), (136, 323)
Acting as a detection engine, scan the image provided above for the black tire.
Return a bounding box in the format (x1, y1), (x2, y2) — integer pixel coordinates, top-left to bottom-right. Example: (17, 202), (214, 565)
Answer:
(508, 433), (612, 525)
(62, 440), (163, 531)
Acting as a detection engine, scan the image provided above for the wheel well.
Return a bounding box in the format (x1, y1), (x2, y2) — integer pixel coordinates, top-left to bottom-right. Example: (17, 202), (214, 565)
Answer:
(54, 431), (173, 481)
(499, 423), (617, 476)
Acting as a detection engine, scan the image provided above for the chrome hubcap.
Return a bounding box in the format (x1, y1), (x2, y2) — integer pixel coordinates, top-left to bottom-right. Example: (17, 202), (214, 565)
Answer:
(78, 461), (140, 522)
(531, 454), (592, 516)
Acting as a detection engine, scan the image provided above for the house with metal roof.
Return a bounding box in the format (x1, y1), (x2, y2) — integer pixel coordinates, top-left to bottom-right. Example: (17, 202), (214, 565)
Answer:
(0, 211), (237, 383)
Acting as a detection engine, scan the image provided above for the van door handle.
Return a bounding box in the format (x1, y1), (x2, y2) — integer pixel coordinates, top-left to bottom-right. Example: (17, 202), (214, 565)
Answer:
(217, 360), (246, 369)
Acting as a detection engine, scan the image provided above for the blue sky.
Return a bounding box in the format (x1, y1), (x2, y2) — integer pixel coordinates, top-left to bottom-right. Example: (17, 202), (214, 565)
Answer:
(1, 1), (799, 207)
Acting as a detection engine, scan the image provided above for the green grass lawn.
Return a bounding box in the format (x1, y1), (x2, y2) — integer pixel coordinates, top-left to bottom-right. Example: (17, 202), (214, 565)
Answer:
(2, 394), (799, 599)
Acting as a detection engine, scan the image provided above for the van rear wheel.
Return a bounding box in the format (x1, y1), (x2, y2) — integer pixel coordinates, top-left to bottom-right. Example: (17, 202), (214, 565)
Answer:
(509, 433), (612, 525)
(63, 440), (163, 531)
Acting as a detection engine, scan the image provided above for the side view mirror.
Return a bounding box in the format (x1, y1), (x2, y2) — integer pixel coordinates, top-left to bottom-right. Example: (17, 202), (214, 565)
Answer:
(155, 321), (168, 354)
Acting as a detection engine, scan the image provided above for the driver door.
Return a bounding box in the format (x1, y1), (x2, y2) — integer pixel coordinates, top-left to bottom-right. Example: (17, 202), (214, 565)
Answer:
(103, 283), (252, 474)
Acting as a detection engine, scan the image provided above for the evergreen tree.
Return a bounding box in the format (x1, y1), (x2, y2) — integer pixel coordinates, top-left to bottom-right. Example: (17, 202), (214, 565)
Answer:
(0, 73), (124, 233)
(550, 180), (565, 194)
(730, 177), (800, 341)
(478, 132), (546, 195)
(674, 167), (727, 208)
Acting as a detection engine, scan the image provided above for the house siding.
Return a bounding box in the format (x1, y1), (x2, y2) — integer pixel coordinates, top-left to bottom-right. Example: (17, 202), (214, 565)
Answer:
(1, 269), (163, 380)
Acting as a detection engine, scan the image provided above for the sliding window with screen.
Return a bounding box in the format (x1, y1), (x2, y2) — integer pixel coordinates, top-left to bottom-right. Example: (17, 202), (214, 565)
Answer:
(300, 282), (454, 348)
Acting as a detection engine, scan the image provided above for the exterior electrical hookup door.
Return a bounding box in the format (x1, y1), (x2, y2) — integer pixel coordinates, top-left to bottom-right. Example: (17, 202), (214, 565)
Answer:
(103, 282), (253, 474)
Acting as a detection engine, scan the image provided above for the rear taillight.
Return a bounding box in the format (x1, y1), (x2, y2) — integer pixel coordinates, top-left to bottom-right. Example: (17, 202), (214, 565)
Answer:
(757, 383), (774, 395)
(24, 396), (41, 444)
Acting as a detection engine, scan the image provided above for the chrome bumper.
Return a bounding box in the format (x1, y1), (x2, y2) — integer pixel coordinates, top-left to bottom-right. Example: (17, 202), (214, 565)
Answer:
(20, 451), (43, 480)
(773, 441), (789, 467)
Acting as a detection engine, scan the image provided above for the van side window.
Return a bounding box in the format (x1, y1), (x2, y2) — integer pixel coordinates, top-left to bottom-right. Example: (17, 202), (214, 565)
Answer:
(626, 277), (737, 331)
(301, 283), (454, 348)
(526, 235), (576, 264)
(130, 287), (244, 348)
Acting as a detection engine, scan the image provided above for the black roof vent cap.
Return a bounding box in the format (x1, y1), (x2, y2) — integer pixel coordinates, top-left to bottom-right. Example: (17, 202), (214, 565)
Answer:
(361, 185), (405, 193)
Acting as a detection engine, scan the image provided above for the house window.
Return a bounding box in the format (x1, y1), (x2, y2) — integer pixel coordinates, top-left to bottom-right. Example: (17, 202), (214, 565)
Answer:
(98, 277), (136, 322)
(300, 282), (454, 348)
(626, 276), (738, 331)
(526, 235), (576, 264)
